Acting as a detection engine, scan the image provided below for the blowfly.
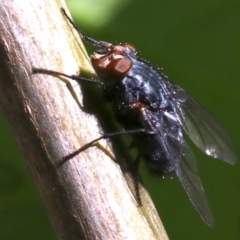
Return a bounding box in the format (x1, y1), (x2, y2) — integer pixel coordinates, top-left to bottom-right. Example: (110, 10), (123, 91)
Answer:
(33, 8), (236, 227)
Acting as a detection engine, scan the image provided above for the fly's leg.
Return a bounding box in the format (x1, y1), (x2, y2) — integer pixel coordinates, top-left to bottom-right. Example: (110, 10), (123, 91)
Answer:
(32, 68), (103, 110)
(60, 8), (116, 51)
(61, 128), (152, 206)
(132, 154), (142, 206)
(128, 141), (142, 205)
(33, 68), (103, 86)
(62, 128), (154, 162)
(60, 8), (100, 47)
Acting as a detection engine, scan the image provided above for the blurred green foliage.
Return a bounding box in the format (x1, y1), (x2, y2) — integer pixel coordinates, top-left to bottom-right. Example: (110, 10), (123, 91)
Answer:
(1, 0), (239, 239)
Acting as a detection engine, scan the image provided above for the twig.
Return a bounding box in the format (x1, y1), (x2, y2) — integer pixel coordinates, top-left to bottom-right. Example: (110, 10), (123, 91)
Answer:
(0, 1), (169, 239)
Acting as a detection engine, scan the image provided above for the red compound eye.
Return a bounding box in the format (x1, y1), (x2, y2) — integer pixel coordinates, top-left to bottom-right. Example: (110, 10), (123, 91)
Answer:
(106, 58), (132, 77)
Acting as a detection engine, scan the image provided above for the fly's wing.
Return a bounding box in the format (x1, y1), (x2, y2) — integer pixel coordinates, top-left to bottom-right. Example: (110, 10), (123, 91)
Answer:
(142, 109), (214, 227)
(164, 81), (236, 165)
(174, 142), (214, 227)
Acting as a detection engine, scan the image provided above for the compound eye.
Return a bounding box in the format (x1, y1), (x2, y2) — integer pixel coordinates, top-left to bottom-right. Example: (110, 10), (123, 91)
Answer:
(106, 58), (132, 77)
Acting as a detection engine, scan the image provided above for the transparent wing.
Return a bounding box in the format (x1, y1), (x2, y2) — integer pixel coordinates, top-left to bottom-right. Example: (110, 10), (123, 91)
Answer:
(165, 81), (236, 164)
(174, 142), (214, 227)
(143, 109), (214, 227)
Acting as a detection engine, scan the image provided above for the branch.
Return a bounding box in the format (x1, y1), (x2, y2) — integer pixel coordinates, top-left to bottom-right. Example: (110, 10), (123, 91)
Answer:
(0, 1), (168, 239)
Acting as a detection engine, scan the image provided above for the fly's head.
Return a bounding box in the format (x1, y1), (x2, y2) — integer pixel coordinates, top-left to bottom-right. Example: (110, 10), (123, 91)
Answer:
(61, 8), (136, 81)
(91, 41), (137, 80)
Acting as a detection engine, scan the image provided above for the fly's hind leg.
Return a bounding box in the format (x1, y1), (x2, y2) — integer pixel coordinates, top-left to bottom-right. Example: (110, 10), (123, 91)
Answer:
(131, 153), (142, 206)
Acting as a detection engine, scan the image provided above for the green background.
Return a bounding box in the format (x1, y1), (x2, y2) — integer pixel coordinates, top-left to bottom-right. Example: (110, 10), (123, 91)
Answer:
(1, 0), (239, 239)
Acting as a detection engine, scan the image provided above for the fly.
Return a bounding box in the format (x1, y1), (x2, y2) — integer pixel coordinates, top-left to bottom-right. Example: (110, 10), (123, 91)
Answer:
(33, 8), (236, 227)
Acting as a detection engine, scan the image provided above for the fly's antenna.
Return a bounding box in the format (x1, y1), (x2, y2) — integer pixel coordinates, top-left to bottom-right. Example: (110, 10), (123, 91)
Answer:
(60, 8), (100, 47)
